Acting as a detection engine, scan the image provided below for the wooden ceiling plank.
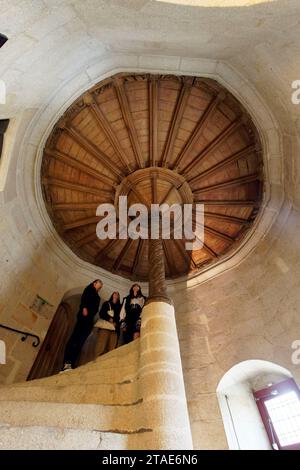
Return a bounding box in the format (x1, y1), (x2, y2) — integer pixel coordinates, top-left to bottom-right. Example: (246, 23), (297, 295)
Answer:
(201, 242), (218, 259)
(174, 238), (196, 269)
(173, 92), (224, 169)
(149, 76), (159, 167)
(113, 238), (134, 271)
(187, 144), (256, 184)
(204, 211), (250, 226)
(113, 77), (144, 169)
(53, 202), (100, 211)
(75, 232), (97, 248)
(63, 216), (99, 231)
(194, 199), (257, 207)
(44, 148), (116, 188)
(65, 126), (124, 181)
(89, 98), (132, 172)
(162, 79), (192, 166)
(193, 173), (259, 195)
(95, 238), (120, 264)
(181, 117), (243, 175)
(132, 239), (145, 276)
(192, 214), (234, 243)
(42, 177), (113, 197)
(204, 225), (234, 243)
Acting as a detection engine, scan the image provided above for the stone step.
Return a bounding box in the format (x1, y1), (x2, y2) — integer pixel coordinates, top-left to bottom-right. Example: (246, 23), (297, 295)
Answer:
(0, 400), (148, 435)
(0, 379), (140, 405)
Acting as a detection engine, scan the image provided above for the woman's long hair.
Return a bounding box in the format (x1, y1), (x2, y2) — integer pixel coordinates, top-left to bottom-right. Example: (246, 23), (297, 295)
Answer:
(109, 291), (121, 306)
(129, 284), (144, 298)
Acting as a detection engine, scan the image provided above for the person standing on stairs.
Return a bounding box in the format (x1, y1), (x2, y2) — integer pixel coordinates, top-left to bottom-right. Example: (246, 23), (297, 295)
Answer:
(61, 279), (103, 371)
(119, 284), (146, 344)
(94, 291), (121, 357)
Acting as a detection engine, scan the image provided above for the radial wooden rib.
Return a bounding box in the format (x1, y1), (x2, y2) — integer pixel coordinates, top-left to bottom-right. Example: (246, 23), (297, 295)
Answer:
(181, 117), (243, 175)
(151, 171), (158, 204)
(75, 232), (97, 248)
(203, 225), (234, 243)
(195, 199), (257, 207)
(149, 76), (158, 167)
(193, 173), (259, 195)
(162, 78), (193, 166)
(187, 144), (256, 184)
(52, 202), (100, 211)
(63, 216), (99, 231)
(201, 242), (218, 259)
(65, 127), (124, 180)
(42, 177), (112, 197)
(95, 238), (120, 264)
(113, 238), (134, 271)
(173, 238), (196, 270)
(44, 148), (116, 188)
(173, 92), (223, 169)
(204, 211), (250, 226)
(113, 77), (144, 168)
(88, 96), (132, 172)
(132, 238), (145, 276)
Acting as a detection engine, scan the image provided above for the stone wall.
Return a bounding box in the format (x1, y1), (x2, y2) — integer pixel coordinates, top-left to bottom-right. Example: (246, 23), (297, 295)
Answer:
(174, 204), (300, 449)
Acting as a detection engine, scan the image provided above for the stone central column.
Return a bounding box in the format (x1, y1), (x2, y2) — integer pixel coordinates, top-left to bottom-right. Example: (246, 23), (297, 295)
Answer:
(147, 238), (171, 304)
(136, 236), (193, 449)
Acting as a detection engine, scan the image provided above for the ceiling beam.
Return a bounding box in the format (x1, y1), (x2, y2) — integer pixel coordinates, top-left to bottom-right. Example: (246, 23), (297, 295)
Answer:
(193, 173), (259, 195)
(204, 225), (234, 243)
(149, 76), (159, 167)
(173, 92), (224, 169)
(187, 144), (256, 184)
(181, 117), (243, 175)
(44, 148), (116, 188)
(194, 199), (257, 207)
(42, 177), (112, 197)
(75, 232), (97, 248)
(204, 211), (251, 226)
(173, 238), (197, 269)
(162, 78), (193, 166)
(86, 94), (132, 172)
(65, 126), (124, 181)
(95, 238), (120, 264)
(52, 202), (101, 212)
(113, 238), (134, 271)
(113, 77), (144, 169)
(132, 239), (145, 276)
(63, 216), (99, 231)
(201, 242), (218, 259)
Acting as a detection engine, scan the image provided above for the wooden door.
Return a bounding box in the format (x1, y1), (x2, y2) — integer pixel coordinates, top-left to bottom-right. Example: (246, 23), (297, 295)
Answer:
(27, 302), (75, 380)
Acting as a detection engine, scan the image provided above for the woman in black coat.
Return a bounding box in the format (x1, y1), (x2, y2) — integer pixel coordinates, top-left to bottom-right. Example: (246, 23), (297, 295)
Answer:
(120, 284), (146, 344)
(94, 291), (121, 357)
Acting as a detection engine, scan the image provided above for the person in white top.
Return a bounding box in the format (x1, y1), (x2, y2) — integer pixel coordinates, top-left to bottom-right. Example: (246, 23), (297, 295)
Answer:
(119, 284), (146, 344)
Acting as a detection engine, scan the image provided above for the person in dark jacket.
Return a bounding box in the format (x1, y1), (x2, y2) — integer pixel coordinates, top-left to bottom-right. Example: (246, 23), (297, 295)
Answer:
(94, 291), (121, 357)
(61, 279), (103, 371)
(120, 284), (146, 344)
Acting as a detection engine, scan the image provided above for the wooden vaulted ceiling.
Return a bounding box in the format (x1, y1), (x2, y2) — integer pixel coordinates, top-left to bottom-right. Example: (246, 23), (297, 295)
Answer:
(41, 73), (263, 281)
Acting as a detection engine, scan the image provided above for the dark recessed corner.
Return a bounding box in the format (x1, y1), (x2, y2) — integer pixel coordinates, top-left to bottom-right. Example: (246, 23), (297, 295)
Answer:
(0, 33), (8, 48)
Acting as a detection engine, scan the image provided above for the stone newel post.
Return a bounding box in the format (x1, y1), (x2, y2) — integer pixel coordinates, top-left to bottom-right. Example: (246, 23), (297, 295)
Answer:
(137, 237), (193, 449)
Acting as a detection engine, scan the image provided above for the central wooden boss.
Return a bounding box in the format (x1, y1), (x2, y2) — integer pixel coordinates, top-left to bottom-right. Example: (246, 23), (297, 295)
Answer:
(41, 73), (263, 281)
